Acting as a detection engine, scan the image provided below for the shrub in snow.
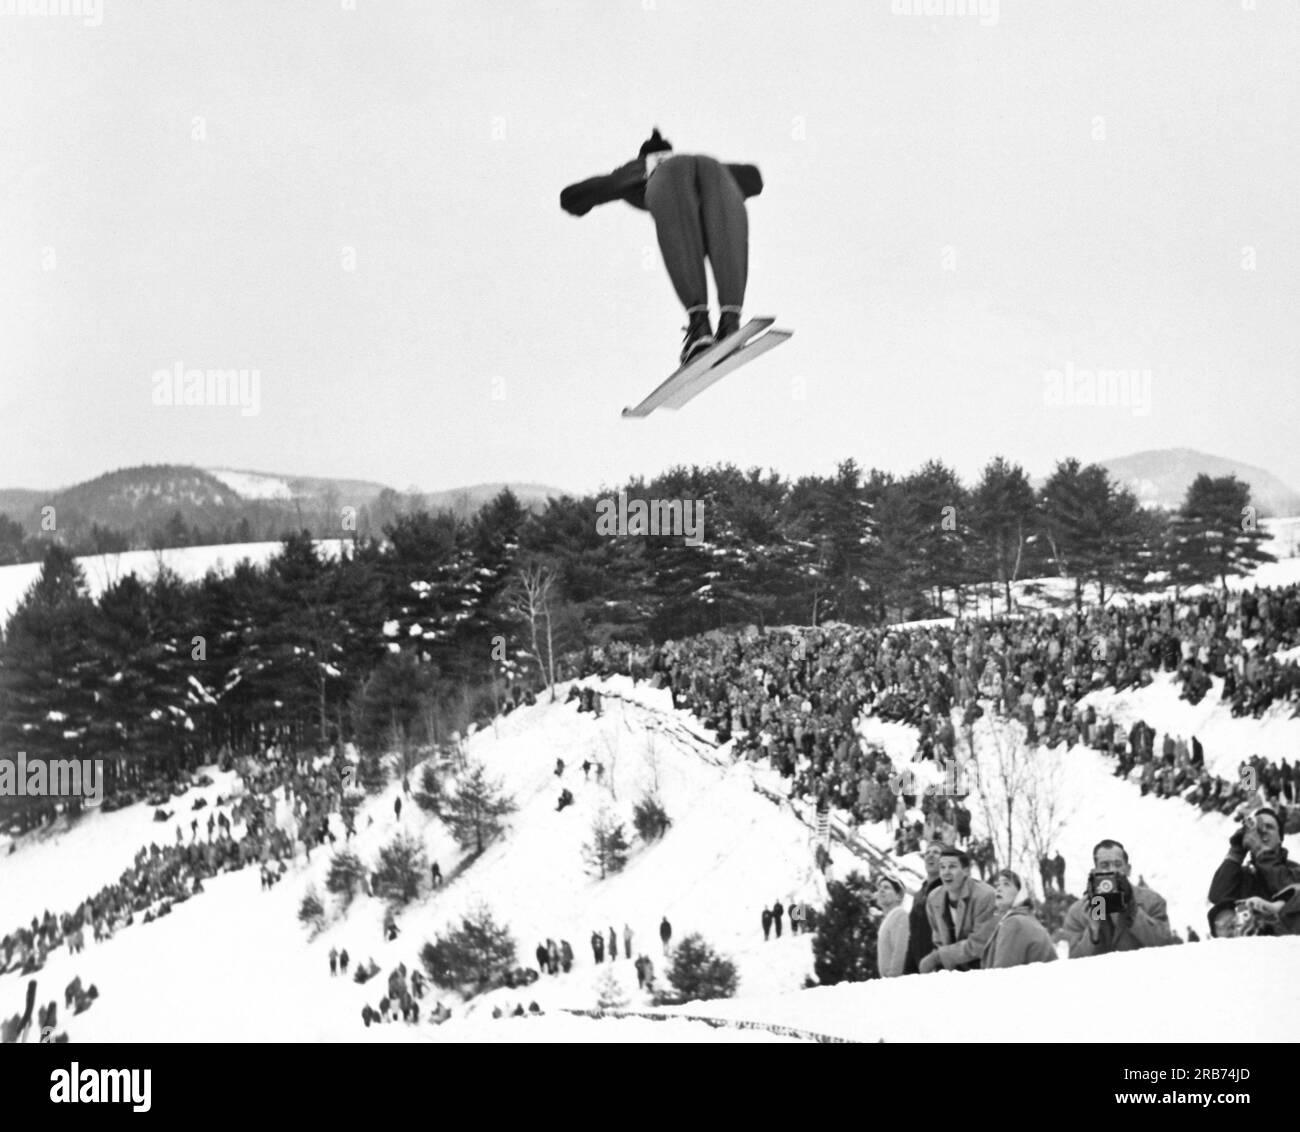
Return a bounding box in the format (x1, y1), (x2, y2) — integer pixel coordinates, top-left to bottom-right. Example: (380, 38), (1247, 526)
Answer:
(326, 848), (366, 905)
(658, 933), (738, 1004)
(412, 761), (444, 817)
(420, 904), (517, 994)
(583, 809), (630, 879)
(374, 832), (427, 906)
(595, 967), (630, 1011)
(298, 886), (325, 934)
(632, 793), (671, 842)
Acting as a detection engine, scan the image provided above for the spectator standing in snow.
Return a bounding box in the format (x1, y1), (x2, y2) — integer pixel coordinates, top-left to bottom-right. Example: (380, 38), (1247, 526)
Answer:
(981, 870), (1057, 969)
(623, 923), (633, 956)
(771, 899), (784, 938)
(659, 916), (672, 955)
(875, 877), (909, 977)
(431, 861), (442, 888)
(761, 906), (773, 941)
(394, 796), (402, 822)
(329, 947), (338, 976)
(591, 930), (604, 963)
(608, 926), (618, 960)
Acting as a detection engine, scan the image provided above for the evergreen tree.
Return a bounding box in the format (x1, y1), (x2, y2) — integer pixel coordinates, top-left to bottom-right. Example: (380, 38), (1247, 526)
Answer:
(631, 793), (671, 842)
(420, 904), (517, 992)
(412, 760), (445, 816)
(595, 967), (630, 1010)
(811, 871), (880, 985)
(1166, 474), (1276, 591)
(0, 545), (98, 830)
(374, 831), (427, 905)
(443, 760), (516, 855)
(298, 885), (326, 933)
(583, 808), (631, 879)
(970, 456), (1037, 613)
(325, 847), (366, 905)
(660, 933), (738, 1004)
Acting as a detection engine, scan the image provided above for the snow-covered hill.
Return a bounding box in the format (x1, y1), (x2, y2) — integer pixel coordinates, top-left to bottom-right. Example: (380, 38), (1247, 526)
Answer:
(4, 671), (1297, 1043)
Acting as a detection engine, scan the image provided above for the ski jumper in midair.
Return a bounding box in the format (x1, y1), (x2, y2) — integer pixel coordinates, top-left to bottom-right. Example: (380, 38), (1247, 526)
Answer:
(560, 128), (763, 365)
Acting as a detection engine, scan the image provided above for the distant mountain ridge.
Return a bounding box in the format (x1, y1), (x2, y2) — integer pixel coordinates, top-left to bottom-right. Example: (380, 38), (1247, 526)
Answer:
(1098, 448), (1300, 517)
(0, 465), (573, 548)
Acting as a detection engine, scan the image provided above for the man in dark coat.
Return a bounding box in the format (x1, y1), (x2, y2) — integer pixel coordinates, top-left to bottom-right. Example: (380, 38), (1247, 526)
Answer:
(904, 843), (945, 975)
(591, 931), (604, 963)
(659, 916), (672, 955)
(761, 906), (773, 940)
(771, 899), (784, 938)
(560, 128), (765, 364)
(1208, 808), (1300, 934)
(1052, 851), (1067, 893)
(608, 926), (618, 961)
(535, 942), (549, 975)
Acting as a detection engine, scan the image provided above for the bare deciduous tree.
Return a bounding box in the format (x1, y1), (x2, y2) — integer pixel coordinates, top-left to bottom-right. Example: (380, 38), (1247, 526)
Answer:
(504, 565), (559, 702)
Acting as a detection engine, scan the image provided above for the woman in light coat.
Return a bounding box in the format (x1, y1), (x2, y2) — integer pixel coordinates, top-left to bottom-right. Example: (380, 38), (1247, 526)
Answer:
(875, 877), (910, 978)
(981, 869), (1057, 970)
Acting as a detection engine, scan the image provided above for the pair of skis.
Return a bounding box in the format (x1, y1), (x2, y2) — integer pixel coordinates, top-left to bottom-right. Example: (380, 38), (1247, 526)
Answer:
(622, 317), (792, 418)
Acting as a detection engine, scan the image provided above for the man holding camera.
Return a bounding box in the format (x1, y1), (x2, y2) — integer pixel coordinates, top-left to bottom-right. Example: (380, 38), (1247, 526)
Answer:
(1061, 839), (1175, 957)
(1207, 807), (1300, 936)
(917, 845), (998, 973)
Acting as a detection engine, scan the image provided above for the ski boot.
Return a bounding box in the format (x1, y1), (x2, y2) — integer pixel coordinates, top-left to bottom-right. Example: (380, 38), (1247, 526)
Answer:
(715, 306), (742, 344)
(680, 307), (715, 366)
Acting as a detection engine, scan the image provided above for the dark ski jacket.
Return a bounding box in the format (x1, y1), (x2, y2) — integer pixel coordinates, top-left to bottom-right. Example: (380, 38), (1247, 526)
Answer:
(561, 155), (763, 217)
(1208, 846), (1300, 906)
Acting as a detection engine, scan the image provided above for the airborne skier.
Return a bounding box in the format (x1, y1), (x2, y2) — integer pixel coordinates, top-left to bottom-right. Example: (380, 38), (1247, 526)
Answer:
(560, 128), (763, 366)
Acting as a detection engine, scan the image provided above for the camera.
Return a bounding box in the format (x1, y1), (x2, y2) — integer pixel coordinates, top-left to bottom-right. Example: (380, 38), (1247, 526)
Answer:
(1233, 900), (1258, 936)
(1088, 870), (1126, 914)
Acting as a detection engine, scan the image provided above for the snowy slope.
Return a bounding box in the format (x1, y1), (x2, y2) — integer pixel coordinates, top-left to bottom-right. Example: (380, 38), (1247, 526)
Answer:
(205, 469), (295, 500)
(0, 541), (348, 630)
(5, 672), (1298, 1043)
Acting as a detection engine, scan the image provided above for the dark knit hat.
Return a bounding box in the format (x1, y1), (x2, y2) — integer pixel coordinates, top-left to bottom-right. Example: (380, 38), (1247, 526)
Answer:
(1207, 899), (1238, 937)
(1250, 806), (1283, 830)
(639, 127), (673, 158)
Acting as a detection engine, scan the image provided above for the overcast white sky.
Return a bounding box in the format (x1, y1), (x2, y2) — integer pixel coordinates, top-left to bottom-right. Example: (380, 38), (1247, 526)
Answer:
(2, 0), (1297, 498)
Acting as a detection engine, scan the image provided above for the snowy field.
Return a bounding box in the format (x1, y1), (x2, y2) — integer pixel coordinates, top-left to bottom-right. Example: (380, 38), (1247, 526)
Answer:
(0, 540), (349, 630)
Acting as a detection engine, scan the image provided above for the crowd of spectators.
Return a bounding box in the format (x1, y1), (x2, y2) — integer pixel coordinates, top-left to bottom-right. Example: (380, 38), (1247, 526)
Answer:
(0, 748), (352, 996)
(566, 582), (1300, 845)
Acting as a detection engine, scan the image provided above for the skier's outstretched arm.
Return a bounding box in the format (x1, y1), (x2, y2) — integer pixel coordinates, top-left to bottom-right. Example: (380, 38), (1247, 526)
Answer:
(560, 159), (646, 217)
(724, 163), (763, 199)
